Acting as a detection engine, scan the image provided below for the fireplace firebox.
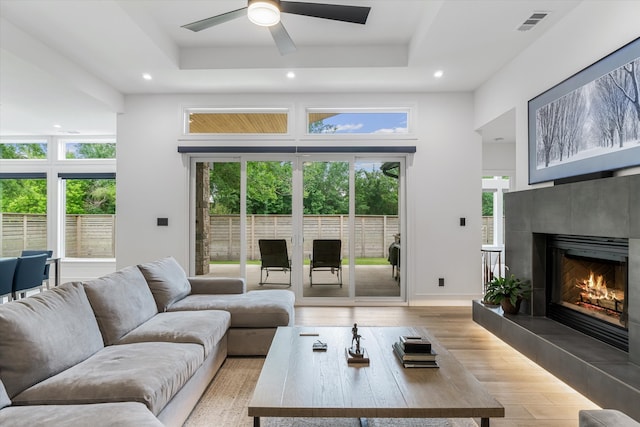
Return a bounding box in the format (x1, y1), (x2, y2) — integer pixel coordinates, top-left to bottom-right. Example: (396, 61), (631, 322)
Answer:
(547, 235), (629, 351)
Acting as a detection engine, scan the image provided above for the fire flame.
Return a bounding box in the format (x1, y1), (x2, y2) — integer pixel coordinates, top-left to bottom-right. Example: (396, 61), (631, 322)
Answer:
(575, 272), (615, 301)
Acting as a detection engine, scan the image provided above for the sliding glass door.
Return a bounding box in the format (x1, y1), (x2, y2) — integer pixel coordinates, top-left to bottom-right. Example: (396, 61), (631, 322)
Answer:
(246, 160), (293, 287)
(302, 159), (350, 298)
(354, 159), (401, 297)
(192, 154), (405, 303)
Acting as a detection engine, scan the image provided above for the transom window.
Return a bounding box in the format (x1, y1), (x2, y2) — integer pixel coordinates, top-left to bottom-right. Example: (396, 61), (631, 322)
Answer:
(185, 109), (289, 134)
(64, 140), (116, 159)
(0, 140), (47, 159)
(307, 109), (410, 135)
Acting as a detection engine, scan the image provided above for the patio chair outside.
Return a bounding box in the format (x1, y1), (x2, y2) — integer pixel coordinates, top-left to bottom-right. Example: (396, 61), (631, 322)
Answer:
(258, 239), (291, 286)
(310, 239), (342, 287)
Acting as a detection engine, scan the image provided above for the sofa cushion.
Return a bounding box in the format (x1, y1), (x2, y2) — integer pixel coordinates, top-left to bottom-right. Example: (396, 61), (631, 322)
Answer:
(0, 380), (10, 410)
(579, 409), (640, 427)
(12, 342), (204, 416)
(118, 310), (230, 357)
(0, 282), (104, 398)
(138, 257), (192, 312)
(167, 289), (295, 328)
(0, 402), (164, 427)
(83, 266), (158, 346)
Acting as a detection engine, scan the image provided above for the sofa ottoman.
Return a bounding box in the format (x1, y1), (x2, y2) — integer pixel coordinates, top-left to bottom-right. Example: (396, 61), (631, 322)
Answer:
(139, 257), (295, 355)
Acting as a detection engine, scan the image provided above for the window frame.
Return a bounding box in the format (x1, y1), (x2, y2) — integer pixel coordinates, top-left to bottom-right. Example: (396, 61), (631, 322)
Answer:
(182, 107), (293, 138)
(303, 107), (415, 140)
(0, 136), (116, 260)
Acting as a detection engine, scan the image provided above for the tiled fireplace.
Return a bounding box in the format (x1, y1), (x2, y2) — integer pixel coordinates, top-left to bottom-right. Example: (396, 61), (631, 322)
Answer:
(547, 234), (629, 350)
(504, 174), (639, 361)
(473, 174), (640, 420)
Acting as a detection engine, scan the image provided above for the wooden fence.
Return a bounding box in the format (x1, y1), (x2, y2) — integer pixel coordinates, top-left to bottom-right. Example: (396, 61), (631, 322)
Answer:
(481, 216), (504, 245)
(0, 213), (116, 257)
(211, 215), (400, 261)
(2, 213), (498, 259)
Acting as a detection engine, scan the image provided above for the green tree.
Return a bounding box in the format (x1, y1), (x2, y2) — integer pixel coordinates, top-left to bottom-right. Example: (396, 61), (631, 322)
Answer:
(209, 163), (241, 214)
(482, 192), (494, 216)
(308, 119), (337, 134)
(0, 143), (46, 159)
(303, 162), (349, 214)
(65, 179), (115, 214)
(246, 162), (292, 214)
(355, 168), (398, 215)
(66, 143), (116, 159)
(0, 179), (47, 213)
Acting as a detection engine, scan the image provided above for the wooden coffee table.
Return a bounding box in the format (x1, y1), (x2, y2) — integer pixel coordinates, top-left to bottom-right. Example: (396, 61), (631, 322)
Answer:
(248, 326), (504, 427)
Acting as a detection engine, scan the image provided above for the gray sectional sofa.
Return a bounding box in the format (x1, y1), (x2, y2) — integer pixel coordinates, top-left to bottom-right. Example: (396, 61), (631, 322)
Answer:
(0, 257), (295, 427)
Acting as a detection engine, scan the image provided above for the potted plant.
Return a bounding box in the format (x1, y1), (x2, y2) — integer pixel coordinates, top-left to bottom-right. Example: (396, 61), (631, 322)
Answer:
(483, 274), (531, 314)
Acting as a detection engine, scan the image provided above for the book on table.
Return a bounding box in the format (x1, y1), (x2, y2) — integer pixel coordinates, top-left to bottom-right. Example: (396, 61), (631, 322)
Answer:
(398, 335), (432, 353)
(393, 342), (437, 361)
(393, 342), (439, 368)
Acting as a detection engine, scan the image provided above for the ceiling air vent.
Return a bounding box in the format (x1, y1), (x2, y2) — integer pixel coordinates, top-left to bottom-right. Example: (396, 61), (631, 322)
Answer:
(517, 12), (548, 32)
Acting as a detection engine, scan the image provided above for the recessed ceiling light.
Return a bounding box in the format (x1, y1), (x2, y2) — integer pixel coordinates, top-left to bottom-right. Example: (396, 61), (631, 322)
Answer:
(433, 70), (444, 78)
(286, 71), (296, 79)
(142, 73), (153, 80)
(53, 124), (61, 128)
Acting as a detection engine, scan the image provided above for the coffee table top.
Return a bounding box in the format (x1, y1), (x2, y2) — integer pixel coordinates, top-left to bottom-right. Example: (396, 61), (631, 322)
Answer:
(248, 326), (504, 420)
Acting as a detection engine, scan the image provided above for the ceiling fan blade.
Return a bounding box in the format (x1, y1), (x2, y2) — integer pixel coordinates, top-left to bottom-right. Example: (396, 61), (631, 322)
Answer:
(269, 22), (297, 55)
(280, 1), (370, 24)
(182, 7), (247, 32)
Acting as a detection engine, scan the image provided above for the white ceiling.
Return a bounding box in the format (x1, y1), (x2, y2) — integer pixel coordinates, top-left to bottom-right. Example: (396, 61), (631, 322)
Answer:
(0, 0), (581, 137)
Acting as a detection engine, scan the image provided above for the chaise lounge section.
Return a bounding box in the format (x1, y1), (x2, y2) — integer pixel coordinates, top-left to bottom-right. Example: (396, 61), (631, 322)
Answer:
(0, 256), (295, 426)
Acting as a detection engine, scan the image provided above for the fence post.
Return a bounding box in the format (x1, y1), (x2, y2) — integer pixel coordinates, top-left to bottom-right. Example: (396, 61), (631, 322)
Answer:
(383, 215), (388, 258)
(76, 215), (82, 257)
(111, 215), (116, 257)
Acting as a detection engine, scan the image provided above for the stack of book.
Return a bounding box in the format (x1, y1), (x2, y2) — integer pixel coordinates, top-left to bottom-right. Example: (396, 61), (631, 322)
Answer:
(393, 335), (438, 368)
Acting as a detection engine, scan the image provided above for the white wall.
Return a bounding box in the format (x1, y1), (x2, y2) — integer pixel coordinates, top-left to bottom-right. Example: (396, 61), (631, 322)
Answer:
(116, 92), (482, 305)
(483, 142), (515, 177)
(474, 1), (640, 191)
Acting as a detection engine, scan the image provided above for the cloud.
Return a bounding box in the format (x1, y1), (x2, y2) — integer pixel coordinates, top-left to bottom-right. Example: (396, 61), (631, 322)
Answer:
(373, 127), (408, 134)
(335, 123), (364, 132)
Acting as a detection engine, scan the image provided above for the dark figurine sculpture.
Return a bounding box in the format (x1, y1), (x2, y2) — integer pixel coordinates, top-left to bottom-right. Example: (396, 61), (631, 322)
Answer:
(350, 323), (362, 355)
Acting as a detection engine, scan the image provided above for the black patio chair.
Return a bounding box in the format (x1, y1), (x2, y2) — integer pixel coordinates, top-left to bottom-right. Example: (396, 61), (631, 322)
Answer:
(309, 239), (342, 287)
(258, 239), (291, 286)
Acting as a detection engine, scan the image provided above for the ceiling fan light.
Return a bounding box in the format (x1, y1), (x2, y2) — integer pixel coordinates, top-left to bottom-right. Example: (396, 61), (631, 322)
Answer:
(248, 1), (280, 27)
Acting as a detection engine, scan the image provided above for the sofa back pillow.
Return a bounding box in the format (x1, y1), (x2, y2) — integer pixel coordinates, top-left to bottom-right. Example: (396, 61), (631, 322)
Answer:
(83, 266), (158, 346)
(138, 257), (192, 312)
(0, 379), (11, 409)
(0, 283), (104, 398)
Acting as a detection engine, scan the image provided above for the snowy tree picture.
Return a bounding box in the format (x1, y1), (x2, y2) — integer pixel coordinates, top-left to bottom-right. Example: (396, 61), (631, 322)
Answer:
(528, 38), (640, 184)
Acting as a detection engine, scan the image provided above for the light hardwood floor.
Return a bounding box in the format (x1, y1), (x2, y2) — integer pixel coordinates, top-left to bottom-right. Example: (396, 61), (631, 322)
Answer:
(294, 306), (600, 427)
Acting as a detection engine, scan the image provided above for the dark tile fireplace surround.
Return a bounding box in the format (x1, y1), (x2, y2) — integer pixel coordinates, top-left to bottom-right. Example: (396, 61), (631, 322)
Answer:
(473, 174), (640, 420)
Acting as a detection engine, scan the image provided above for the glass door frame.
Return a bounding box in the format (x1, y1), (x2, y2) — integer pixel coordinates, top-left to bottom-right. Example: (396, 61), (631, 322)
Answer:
(189, 153), (407, 305)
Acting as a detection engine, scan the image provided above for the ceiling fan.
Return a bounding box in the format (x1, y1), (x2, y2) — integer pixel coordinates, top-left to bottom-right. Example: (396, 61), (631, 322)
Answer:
(181, 0), (371, 55)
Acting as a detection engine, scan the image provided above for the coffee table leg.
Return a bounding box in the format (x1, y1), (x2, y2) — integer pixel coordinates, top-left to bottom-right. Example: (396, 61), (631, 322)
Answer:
(481, 418), (489, 427)
(359, 418), (369, 427)
(253, 417), (260, 427)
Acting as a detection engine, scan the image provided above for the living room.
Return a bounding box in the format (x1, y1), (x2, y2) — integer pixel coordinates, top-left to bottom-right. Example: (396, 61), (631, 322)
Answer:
(1, 1), (639, 426)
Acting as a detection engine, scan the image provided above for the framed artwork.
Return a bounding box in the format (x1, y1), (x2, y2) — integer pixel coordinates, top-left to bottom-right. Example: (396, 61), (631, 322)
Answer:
(528, 37), (640, 184)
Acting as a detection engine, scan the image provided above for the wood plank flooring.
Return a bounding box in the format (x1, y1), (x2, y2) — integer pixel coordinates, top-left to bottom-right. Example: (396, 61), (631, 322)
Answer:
(294, 306), (600, 427)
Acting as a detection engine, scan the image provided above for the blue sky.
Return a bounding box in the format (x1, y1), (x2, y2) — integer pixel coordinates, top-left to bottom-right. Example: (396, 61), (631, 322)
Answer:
(319, 112), (408, 134)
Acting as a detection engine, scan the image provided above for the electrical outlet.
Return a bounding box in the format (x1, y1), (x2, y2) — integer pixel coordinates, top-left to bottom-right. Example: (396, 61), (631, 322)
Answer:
(438, 278), (445, 286)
